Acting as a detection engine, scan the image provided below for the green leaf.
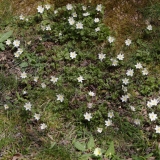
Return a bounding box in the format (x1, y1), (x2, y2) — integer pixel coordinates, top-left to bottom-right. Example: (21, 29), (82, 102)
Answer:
(87, 136), (95, 150)
(79, 154), (92, 160)
(0, 30), (13, 43)
(19, 62), (28, 68)
(74, 141), (86, 151)
(144, 153), (153, 158)
(49, 142), (56, 149)
(0, 43), (5, 50)
(105, 141), (115, 157)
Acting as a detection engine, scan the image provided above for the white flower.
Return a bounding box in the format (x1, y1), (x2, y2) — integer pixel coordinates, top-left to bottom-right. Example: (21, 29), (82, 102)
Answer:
(122, 78), (129, 85)
(4, 104), (9, 110)
(6, 39), (11, 45)
(72, 12), (77, 17)
(77, 76), (84, 83)
(66, 4), (73, 10)
(83, 12), (90, 16)
(27, 41), (31, 45)
(108, 36), (115, 43)
(135, 62), (143, 69)
(50, 76), (58, 84)
(13, 40), (20, 48)
(97, 127), (103, 133)
(126, 69), (134, 77)
(54, 10), (58, 14)
(70, 51), (77, 59)
(121, 94), (129, 102)
(37, 5), (44, 14)
(40, 123), (47, 130)
(46, 25), (51, 31)
(94, 18), (99, 23)
(147, 101), (152, 108)
(23, 90), (27, 95)
(41, 83), (46, 88)
(134, 119), (140, 125)
(130, 105), (135, 111)
(142, 68), (148, 75)
(76, 22), (83, 29)
(82, 6), (87, 11)
(20, 72), (27, 79)
(41, 25), (45, 31)
(147, 24), (152, 31)
(125, 39), (132, 46)
(150, 98), (158, 106)
(25, 18), (29, 22)
(24, 102), (32, 111)
(98, 53), (106, 61)
(88, 91), (95, 97)
(108, 111), (114, 118)
(117, 53), (124, 60)
(84, 112), (92, 121)
(149, 112), (157, 121)
(19, 14), (25, 20)
(68, 17), (75, 25)
(110, 58), (118, 66)
(155, 125), (160, 133)
(122, 85), (128, 92)
(59, 32), (62, 36)
(96, 4), (102, 12)
(45, 4), (51, 10)
(87, 103), (93, 108)
(34, 76), (39, 82)
(57, 94), (64, 102)
(94, 148), (102, 156)
(34, 113), (41, 120)
(14, 52), (20, 58)
(17, 48), (23, 54)
(95, 27), (100, 32)
(105, 119), (112, 126)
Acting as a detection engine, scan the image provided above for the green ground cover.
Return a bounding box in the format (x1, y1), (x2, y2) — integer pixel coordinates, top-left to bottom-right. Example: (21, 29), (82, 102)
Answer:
(0, 1), (160, 160)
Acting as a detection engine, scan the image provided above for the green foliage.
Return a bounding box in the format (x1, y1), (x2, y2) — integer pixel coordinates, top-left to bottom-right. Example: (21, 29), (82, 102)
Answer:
(0, 72), (17, 91)
(87, 136), (95, 150)
(0, 1), (160, 160)
(74, 141), (86, 151)
(105, 141), (115, 158)
(0, 30), (12, 50)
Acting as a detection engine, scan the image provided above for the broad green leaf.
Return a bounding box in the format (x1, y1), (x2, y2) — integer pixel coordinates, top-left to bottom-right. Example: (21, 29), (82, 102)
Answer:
(0, 43), (5, 50)
(79, 154), (92, 160)
(144, 153), (153, 158)
(105, 141), (115, 157)
(87, 136), (95, 150)
(74, 141), (86, 151)
(0, 30), (13, 43)
(19, 62), (28, 68)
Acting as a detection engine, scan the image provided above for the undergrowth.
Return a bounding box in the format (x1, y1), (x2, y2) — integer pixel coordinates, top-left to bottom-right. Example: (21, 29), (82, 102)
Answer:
(0, 1), (160, 160)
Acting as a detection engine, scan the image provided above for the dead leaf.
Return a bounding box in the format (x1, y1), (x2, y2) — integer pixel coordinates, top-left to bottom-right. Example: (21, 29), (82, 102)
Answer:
(11, 153), (22, 160)
(147, 157), (155, 160)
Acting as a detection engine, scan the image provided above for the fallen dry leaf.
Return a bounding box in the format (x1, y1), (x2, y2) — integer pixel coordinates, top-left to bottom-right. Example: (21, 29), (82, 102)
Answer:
(147, 157), (155, 160)
(11, 153), (22, 160)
